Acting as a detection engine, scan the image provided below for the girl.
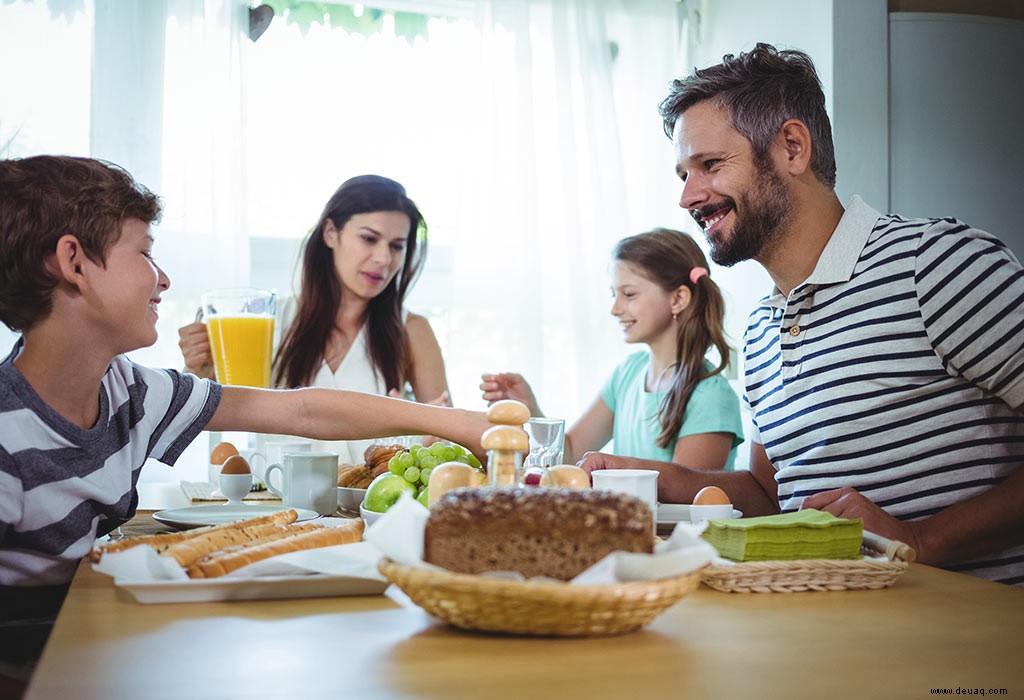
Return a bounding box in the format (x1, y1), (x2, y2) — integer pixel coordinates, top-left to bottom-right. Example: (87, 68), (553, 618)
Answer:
(481, 228), (742, 470)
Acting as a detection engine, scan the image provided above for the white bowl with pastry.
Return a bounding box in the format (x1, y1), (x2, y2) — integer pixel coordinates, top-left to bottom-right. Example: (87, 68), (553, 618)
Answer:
(337, 486), (367, 514)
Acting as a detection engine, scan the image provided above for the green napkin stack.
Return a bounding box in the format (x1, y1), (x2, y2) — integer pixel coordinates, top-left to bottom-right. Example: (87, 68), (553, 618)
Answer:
(701, 509), (863, 562)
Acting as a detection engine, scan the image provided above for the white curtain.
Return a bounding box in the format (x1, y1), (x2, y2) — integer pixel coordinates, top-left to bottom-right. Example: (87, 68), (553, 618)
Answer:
(1, 0), (688, 477)
(423, 0), (687, 422)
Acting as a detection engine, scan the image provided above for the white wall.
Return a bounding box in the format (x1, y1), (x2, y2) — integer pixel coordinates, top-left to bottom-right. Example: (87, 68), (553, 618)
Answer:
(683, 0), (834, 358)
(888, 13), (1024, 258)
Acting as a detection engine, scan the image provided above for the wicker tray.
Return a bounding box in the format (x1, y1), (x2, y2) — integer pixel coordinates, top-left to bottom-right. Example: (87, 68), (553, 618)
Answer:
(378, 558), (702, 636)
(700, 531), (916, 593)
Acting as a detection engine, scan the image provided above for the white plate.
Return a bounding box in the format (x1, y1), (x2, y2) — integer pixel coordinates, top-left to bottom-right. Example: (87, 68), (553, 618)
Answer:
(152, 504), (319, 530)
(657, 503), (743, 526)
(116, 573), (388, 604)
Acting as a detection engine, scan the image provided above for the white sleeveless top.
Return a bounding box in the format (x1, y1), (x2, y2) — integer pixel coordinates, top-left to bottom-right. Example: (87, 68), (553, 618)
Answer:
(274, 297), (407, 464)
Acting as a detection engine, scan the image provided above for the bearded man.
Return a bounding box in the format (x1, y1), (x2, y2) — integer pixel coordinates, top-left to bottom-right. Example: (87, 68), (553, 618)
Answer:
(580, 43), (1024, 586)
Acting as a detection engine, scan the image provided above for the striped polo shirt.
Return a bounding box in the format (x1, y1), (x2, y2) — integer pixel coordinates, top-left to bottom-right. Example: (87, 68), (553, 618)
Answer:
(742, 197), (1024, 585)
(0, 345), (221, 591)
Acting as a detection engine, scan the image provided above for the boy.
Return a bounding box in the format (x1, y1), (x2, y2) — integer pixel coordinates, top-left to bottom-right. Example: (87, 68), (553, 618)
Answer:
(0, 155), (491, 673)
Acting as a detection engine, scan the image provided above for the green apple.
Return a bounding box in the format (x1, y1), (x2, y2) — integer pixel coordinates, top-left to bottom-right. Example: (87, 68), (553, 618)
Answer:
(416, 488), (430, 509)
(364, 473), (416, 513)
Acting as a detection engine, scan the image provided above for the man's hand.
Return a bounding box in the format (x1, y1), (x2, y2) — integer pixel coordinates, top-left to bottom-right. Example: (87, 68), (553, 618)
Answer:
(802, 487), (924, 558)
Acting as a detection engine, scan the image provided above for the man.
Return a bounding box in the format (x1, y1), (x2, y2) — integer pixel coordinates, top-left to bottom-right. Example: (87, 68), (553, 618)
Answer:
(579, 43), (1024, 585)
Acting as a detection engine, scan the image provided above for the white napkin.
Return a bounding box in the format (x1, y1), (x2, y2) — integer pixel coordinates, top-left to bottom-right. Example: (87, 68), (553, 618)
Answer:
(363, 492), (717, 585)
(93, 518), (387, 583)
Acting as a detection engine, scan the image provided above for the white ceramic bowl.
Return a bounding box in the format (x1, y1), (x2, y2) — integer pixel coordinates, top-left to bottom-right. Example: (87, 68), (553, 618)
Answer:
(359, 502), (384, 527)
(337, 487), (367, 513)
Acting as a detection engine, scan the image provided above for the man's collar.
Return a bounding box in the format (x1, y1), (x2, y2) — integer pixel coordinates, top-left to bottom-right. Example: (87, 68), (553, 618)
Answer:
(803, 196), (881, 285)
(762, 196), (881, 309)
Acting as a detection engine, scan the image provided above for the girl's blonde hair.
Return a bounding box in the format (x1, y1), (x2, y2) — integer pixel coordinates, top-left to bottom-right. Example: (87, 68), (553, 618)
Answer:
(613, 228), (730, 449)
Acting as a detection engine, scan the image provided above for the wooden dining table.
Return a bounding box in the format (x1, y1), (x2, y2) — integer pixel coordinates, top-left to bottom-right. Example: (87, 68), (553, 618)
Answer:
(23, 485), (1024, 700)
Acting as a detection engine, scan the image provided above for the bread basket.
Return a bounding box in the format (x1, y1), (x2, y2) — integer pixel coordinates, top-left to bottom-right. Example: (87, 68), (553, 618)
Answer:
(699, 531), (915, 593)
(378, 558), (702, 636)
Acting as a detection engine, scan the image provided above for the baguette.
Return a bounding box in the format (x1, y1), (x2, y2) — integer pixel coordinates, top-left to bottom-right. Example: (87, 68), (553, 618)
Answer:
(90, 509), (298, 562)
(163, 519), (310, 567)
(187, 519), (365, 578)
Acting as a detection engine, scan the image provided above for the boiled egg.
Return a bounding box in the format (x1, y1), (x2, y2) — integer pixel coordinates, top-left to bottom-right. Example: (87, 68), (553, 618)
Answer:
(693, 485), (731, 506)
(210, 441), (239, 465)
(221, 454), (251, 475)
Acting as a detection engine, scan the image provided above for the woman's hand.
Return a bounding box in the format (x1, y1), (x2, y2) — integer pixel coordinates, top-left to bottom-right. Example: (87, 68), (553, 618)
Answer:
(480, 372), (540, 415)
(178, 320), (215, 379)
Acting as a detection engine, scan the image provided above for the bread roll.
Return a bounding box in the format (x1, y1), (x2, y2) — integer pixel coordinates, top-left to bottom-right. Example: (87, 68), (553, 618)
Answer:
(424, 488), (652, 580)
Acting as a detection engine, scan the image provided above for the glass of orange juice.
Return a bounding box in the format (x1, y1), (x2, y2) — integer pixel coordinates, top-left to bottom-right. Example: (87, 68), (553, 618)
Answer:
(201, 287), (276, 388)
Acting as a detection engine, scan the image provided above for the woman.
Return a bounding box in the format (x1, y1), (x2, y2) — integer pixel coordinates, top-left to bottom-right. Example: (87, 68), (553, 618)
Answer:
(180, 175), (451, 455)
(481, 228), (742, 470)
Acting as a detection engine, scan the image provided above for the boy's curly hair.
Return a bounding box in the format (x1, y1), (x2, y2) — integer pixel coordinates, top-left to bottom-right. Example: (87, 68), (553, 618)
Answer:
(0, 155), (161, 331)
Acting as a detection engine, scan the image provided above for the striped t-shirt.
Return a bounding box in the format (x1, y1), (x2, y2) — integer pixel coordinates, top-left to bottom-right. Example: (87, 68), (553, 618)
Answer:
(0, 344), (221, 592)
(742, 197), (1024, 585)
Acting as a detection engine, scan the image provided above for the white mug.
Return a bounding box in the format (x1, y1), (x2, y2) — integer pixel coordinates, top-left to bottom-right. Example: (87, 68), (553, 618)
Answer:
(591, 469), (659, 529)
(264, 452), (339, 515)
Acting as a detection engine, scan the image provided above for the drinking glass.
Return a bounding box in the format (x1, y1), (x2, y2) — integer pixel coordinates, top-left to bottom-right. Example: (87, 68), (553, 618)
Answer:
(524, 417), (566, 468)
(201, 287), (276, 388)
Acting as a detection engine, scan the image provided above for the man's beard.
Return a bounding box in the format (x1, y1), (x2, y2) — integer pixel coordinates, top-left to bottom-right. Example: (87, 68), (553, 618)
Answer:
(700, 162), (793, 267)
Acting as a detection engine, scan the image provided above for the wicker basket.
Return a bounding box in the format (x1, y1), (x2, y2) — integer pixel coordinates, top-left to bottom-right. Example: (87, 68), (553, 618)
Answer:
(699, 531), (915, 593)
(378, 558), (702, 636)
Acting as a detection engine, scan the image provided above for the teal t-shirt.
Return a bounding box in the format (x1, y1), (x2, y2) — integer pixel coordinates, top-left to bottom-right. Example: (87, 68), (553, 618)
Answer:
(599, 351), (744, 469)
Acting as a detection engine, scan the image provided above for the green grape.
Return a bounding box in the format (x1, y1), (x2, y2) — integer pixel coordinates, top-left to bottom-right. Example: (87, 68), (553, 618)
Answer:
(388, 454), (404, 475)
(427, 441), (449, 458)
(418, 454), (442, 470)
(398, 451), (416, 470)
(466, 453), (481, 469)
(440, 445), (458, 462)
(420, 466), (433, 485)
(454, 453), (471, 465)
(403, 466), (421, 484)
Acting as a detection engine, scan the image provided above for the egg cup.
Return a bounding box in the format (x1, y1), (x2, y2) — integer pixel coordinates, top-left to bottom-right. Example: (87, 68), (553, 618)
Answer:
(219, 472), (253, 505)
(689, 503), (735, 523)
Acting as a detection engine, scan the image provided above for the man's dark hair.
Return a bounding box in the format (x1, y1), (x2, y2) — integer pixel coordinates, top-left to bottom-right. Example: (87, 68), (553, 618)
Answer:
(659, 42), (837, 187)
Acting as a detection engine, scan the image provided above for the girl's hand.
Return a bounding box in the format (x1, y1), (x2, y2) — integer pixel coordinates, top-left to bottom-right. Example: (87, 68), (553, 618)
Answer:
(178, 320), (214, 379)
(576, 451), (632, 474)
(479, 372), (540, 414)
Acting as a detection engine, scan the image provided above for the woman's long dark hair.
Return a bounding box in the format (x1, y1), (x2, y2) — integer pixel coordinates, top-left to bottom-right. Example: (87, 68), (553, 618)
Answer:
(273, 175), (427, 390)
(613, 229), (730, 449)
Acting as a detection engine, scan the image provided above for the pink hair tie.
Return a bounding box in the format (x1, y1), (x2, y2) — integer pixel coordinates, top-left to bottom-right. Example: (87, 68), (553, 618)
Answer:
(689, 267), (708, 284)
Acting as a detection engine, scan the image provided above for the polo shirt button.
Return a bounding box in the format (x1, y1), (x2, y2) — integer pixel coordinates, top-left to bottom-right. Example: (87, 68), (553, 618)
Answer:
(789, 325), (801, 336)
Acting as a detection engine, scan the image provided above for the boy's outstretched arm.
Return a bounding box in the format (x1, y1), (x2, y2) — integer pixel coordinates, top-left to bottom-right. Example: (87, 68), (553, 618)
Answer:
(205, 386), (491, 457)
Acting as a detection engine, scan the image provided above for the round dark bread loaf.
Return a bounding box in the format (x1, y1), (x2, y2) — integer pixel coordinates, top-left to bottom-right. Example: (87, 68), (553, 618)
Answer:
(424, 487), (653, 580)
